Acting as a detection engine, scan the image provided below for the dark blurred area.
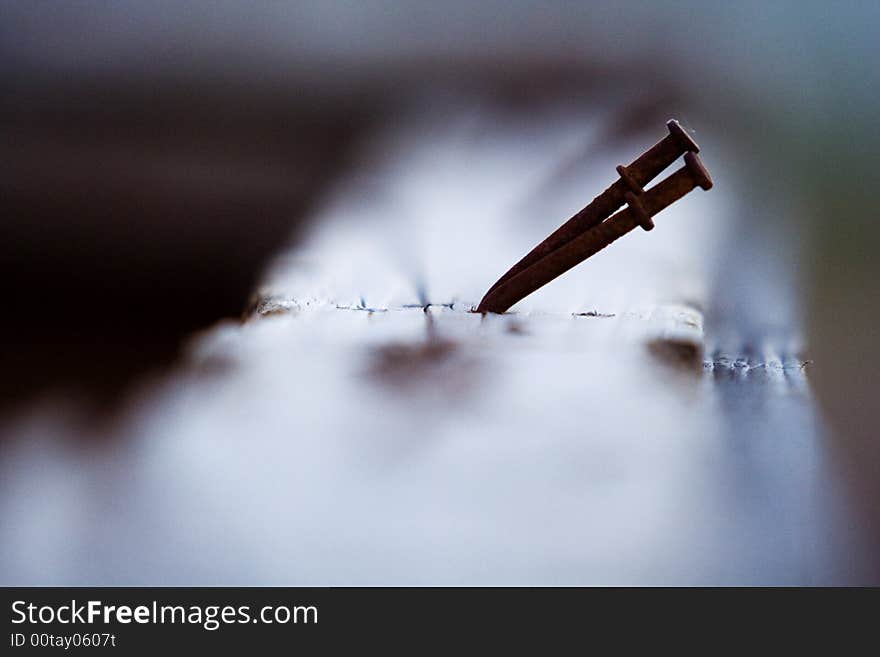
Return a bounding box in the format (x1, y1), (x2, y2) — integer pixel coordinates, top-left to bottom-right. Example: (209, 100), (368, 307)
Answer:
(2, 72), (377, 407)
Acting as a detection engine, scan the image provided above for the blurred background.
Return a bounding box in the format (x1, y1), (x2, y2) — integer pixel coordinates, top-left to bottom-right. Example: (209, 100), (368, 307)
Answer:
(1, 1), (878, 583)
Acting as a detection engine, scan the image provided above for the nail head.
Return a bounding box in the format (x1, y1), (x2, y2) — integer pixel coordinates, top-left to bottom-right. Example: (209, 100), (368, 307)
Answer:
(684, 151), (713, 190)
(667, 119), (700, 154)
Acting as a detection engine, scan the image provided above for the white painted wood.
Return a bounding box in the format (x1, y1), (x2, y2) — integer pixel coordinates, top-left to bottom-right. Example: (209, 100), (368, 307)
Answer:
(0, 98), (861, 584)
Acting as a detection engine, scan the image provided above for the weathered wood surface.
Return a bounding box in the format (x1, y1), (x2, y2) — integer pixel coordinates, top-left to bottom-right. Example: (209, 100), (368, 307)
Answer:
(0, 99), (871, 584)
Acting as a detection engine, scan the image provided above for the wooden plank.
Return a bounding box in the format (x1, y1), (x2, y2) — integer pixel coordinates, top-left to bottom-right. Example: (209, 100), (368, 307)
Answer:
(0, 97), (866, 584)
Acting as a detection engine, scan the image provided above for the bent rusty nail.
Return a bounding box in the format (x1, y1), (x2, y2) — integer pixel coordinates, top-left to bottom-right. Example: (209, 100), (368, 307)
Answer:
(484, 119), (699, 296)
(477, 152), (712, 314)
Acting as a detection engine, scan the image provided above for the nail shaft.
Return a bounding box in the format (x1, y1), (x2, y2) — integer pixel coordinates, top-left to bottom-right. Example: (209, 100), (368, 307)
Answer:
(485, 120), (699, 295)
(477, 152), (712, 314)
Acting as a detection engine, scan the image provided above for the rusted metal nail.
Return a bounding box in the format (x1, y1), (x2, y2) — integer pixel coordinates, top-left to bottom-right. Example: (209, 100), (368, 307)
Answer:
(485, 119), (699, 295)
(477, 151), (712, 314)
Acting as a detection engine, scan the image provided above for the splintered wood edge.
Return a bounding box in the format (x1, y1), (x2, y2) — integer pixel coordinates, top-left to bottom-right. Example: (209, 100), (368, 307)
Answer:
(643, 304), (705, 369)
